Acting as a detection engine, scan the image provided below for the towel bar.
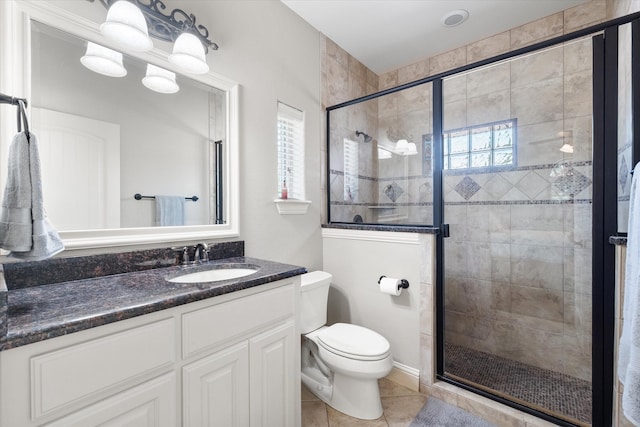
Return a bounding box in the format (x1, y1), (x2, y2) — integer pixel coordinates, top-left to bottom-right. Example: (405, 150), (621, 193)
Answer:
(134, 193), (198, 202)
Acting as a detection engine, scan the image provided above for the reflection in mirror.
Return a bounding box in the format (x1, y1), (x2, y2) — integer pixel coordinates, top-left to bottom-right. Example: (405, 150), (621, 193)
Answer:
(30, 21), (226, 231)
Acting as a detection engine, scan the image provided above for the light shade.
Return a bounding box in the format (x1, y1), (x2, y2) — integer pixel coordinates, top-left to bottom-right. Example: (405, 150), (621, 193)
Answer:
(394, 139), (418, 156)
(560, 143), (574, 153)
(395, 139), (409, 153)
(100, 1), (153, 52)
(80, 42), (127, 77)
(142, 64), (179, 94)
(169, 33), (209, 74)
(404, 142), (418, 155)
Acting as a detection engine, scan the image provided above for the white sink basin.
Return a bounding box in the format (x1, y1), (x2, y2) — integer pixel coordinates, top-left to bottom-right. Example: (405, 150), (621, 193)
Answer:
(167, 266), (257, 284)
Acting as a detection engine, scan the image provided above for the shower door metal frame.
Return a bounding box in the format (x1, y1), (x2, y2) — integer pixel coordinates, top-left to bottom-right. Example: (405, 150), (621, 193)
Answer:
(433, 16), (640, 427)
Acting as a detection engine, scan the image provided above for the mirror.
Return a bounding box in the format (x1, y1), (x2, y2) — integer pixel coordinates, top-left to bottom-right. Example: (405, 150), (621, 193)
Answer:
(0, 1), (239, 249)
(31, 21), (225, 231)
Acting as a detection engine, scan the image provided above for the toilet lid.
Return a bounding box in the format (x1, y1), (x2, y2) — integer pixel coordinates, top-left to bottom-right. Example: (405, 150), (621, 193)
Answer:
(317, 323), (390, 360)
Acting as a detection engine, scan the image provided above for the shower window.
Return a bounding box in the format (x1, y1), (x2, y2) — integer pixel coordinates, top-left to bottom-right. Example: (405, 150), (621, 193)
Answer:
(443, 119), (516, 170)
(344, 138), (359, 201)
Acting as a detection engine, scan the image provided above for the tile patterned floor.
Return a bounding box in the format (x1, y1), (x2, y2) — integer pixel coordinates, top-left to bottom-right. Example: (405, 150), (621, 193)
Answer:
(445, 343), (592, 425)
(301, 378), (428, 427)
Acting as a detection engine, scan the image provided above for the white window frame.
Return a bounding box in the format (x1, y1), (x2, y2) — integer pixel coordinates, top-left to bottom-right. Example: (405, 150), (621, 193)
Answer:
(275, 102), (310, 214)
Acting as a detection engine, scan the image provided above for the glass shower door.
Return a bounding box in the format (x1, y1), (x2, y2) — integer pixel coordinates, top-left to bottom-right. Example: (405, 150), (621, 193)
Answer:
(440, 38), (594, 426)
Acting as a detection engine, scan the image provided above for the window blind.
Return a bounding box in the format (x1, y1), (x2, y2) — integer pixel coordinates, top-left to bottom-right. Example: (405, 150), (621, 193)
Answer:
(277, 102), (305, 200)
(343, 138), (359, 201)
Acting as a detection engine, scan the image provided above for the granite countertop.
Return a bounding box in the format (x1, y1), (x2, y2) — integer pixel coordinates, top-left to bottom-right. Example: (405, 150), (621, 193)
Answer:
(1, 256), (306, 351)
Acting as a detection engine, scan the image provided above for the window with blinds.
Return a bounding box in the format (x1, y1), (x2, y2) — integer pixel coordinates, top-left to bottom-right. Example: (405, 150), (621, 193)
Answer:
(277, 102), (305, 200)
(343, 138), (359, 201)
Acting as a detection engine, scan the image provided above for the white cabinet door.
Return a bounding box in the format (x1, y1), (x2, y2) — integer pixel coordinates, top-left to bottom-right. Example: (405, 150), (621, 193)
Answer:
(45, 373), (176, 427)
(249, 321), (297, 427)
(183, 342), (250, 427)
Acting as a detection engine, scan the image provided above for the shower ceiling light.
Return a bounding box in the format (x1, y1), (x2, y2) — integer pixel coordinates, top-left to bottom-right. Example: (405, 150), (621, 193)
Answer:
(142, 64), (179, 94)
(441, 9), (469, 27)
(80, 42), (127, 77)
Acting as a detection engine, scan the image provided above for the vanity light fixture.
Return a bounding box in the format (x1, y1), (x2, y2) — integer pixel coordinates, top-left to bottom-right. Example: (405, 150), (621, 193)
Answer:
(92, 0), (218, 73)
(559, 143), (574, 154)
(404, 142), (418, 156)
(395, 139), (418, 156)
(558, 130), (574, 153)
(395, 139), (409, 153)
(169, 32), (209, 74)
(142, 64), (179, 94)
(100, 1), (153, 52)
(80, 42), (128, 77)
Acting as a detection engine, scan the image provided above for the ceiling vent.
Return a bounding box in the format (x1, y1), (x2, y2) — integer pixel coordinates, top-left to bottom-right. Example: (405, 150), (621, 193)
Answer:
(441, 9), (469, 27)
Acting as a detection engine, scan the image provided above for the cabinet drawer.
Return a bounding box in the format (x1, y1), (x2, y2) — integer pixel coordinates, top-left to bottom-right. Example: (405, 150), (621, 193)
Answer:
(44, 373), (176, 427)
(182, 284), (294, 359)
(31, 318), (175, 420)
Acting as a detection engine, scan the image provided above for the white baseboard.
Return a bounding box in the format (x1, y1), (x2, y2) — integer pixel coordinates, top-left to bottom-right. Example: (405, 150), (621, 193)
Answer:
(385, 362), (420, 392)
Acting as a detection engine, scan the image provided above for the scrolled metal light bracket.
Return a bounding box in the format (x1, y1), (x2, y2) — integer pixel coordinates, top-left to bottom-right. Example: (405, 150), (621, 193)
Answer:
(88, 0), (219, 52)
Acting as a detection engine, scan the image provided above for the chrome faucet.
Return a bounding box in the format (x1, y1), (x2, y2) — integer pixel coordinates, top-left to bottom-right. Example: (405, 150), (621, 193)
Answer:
(193, 242), (209, 263)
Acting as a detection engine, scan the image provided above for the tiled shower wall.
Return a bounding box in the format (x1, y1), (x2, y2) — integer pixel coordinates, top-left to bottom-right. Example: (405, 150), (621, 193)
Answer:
(441, 37), (594, 381)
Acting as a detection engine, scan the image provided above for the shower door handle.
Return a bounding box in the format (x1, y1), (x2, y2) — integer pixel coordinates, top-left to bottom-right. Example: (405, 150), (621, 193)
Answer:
(441, 224), (450, 238)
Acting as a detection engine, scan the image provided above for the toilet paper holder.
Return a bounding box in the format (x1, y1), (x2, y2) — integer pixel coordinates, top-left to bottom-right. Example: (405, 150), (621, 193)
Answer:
(378, 276), (410, 290)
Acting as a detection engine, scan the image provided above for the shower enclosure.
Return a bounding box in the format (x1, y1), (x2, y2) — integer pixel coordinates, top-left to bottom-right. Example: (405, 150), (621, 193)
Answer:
(440, 38), (594, 426)
(327, 14), (640, 427)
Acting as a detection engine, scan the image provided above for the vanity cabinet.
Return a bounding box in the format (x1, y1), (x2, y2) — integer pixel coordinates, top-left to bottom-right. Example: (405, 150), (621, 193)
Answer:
(0, 278), (301, 427)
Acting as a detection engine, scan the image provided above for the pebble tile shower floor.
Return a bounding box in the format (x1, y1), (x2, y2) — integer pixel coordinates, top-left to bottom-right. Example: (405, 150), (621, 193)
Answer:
(445, 343), (592, 425)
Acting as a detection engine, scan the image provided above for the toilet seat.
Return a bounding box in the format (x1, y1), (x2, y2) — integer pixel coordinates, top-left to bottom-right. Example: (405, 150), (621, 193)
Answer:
(317, 323), (390, 361)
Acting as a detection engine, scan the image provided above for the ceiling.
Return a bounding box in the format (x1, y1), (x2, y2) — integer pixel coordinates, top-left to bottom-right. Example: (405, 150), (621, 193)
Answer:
(281, 0), (589, 74)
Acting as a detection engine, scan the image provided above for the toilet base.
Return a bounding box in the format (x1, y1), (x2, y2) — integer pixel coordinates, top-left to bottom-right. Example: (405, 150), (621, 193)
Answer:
(302, 370), (383, 420)
(330, 372), (384, 420)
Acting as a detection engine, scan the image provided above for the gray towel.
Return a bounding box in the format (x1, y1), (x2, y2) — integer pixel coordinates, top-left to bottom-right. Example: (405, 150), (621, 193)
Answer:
(154, 195), (185, 226)
(0, 131), (64, 260)
(619, 161), (640, 425)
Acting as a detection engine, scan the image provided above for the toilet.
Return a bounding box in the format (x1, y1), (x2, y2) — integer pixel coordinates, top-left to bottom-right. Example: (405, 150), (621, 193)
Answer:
(300, 271), (393, 420)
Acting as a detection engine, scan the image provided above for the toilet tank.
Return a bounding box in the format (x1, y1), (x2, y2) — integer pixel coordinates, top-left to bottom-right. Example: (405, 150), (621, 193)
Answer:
(300, 271), (332, 334)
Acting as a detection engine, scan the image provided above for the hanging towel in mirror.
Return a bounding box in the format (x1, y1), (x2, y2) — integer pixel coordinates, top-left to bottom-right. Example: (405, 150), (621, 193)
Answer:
(155, 195), (185, 226)
(0, 131), (64, 260)
(619, 161), (640, 426)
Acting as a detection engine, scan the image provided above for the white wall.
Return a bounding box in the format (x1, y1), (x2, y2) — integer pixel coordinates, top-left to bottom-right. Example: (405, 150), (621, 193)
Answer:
(182, 0), (323, 270)
(21, 0), (324, 270)
(322, 228), (433, 371)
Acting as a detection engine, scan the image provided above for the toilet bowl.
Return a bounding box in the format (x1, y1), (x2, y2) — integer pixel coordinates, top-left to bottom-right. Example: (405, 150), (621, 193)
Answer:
(300, 271), (393, 420)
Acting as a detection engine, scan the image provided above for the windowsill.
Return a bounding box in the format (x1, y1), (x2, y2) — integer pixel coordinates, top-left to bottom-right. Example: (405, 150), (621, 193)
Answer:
(273, 199), (312, 215)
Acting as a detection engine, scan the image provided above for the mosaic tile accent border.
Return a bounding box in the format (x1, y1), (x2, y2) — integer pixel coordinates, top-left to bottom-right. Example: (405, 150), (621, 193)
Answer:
(330, 160), (593, 209)
(454, 176), (481, 200)
(445, 343), (592, 425)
